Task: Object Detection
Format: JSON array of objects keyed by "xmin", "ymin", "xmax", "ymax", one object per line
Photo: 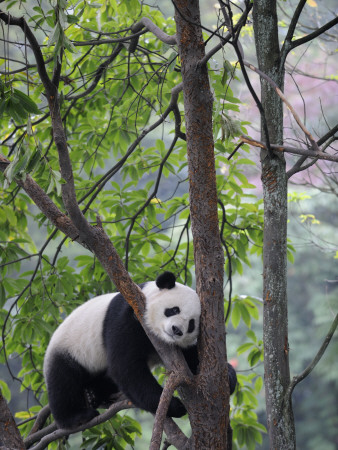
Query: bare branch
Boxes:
[
  {"xmin": 287, "ymin": 15, "xmax": 338, "ymax": 53},
  {"xmin": 27, "ymin": 406, "xmax": 51, "ymax": 437},
  {"xmin": 66, "ymin": 43, "xmax": 124, "ymax": 100},
  {"xmin": 240, "ymin": 135, "xmax": 338, "ymax": 163},
  {"xmin": 199, "ymin": 2, "xmax": 252, "ymax": 66},
  {"xmin": 284, "ymin": 313, "xmax": 338, "ymax": 406},
  {"xmin": 317, "ymin": 123, "xmax": 338, "ymax": 146},
  {"xmin": 243, "ymin": 60, "xmax": 320, "ymax": 153},
  {"xmin": 26, "ymin": 400, "xmax": 134, "ymax": 450},
  {"xmin": 282, "ymin": 0, "xmax": 307, "ymax": 53},
  {"xmin": 72, "ymin": 29, "xmax": 146, "ymax": 46},
  {"xmin": 129, "ymin": 17, "xmax": 176, "ymax": 54}
]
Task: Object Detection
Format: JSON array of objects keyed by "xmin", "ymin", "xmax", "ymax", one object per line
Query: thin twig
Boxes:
[
  {"xmin": 240, "ymin": 135, "xmax": 338, "ymax": 163},
  {"xmin": 242, "ymin": 60, "xmax": 320, "ymax": 153},
  {"xmin": 284, "ymin": 313, "xmax": 338, "ymax": 406}
]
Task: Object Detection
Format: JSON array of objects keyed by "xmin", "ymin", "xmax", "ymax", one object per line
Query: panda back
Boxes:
[{"xmin": 44, "ymin": 293, "xmax": 119, "ymax": 376}]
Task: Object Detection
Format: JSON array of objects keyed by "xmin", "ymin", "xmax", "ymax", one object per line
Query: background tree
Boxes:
[{"xmin": 0, "ymin": 0, "xmax": 337, "ymax": 449}]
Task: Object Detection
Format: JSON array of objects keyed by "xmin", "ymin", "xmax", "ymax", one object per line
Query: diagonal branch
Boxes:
[
  {"xmin": 66, "ymin": 43, "xmax": 124, "ymax": 100},
  {"xmin": 240, "ymin": 135, "xmax": 338, "ymax": 163},
  {"xmin": 0, "ymin": 154, "xmax": 88, "ymax": 249},
  {"xmin": 0, "ymin": 11, "xmax": 54, "ymax": 91},
  {"xmin": 242, "ymin": 60, "xmax": 320, "ymax": 153},
  {"xmin": 150, "ymin": 373, "xmax": 187, "ymax": 450},
  {"xmin": 284, "ymin": 313, "xmax": 338, "ymax": 406},
  {"xmin": 163, "ymin": 418, "xmax": 189, "ymax": 450},
  {"xmin": 286, "ymin": 15, "xmax": 338, "ymax": 54},
  {"xmin": 130, "ymin": 17, "xmax": 177, "ymax": 53},
  {"xmin": 26, "ymin": 400, "xmax": 134, "ymax": 450},
  {"xmin": 281, "ymin": 0, "xmax": 307, "ymax": 55}
]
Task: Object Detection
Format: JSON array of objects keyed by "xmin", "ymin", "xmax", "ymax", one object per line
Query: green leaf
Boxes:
[
  {"xmin": 0, "ymin": 380, "xmax": 11, "ymax": 402},
  {"xmin": 237, "ymin": 342, "xmax": 253, "ymax": 355},
  {"xmin": 231, "ymin": 302, "xmax": 241, "ymax": 329},
  {"xmin": 66, "ymin": 14, "xmax": 79, "ymax": 23},
  {"xmin": 13, "ymin": 90, "xmax": 40, "ymax": 114}
]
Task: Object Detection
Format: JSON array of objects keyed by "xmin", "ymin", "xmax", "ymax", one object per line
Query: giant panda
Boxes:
[{"xmin": 44, "ymin": 271, "xmax": 237, "ymax": 429}]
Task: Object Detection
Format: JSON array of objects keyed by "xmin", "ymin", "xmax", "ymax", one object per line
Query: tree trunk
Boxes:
[
  {"xmin": 0, "ymin": 393, "xmax": 25, "ymax": 450},
  {"xmin": 174, "ymin": 1, "xmax": 231, "ymax": 448},
  {"xmin": 253, "ymin": 1, "xmax": 296, "ymax": 448}
]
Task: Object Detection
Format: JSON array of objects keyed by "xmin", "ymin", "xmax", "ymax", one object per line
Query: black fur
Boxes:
[
  {"xmin": 45, "ymin": 351, "xmax": 118, "ymax": 429},
  {"xmin": 102, "ymin": 292, "xmax": 186, "ymax": 417},
  {"xmin": 156, "ymin": 271, "xmax": 176, "ymax": 290}
]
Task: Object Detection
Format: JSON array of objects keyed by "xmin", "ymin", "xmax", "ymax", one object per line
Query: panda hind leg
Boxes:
[
  {"xmin": 46, "ymin": 352, "xmax": 99, "ymax": 429},
  {"xmin": 87, "ymin": 374, "xmax": 119, "ymax": 409}
]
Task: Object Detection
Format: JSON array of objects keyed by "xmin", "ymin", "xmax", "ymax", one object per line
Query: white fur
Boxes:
[
  {"xmin": 143, "ymin": 281, "xmax": 200, "ymax": 348},
  {"xmin": 44, "ymin": 293, "xmax": 118, "ymax": 376}
]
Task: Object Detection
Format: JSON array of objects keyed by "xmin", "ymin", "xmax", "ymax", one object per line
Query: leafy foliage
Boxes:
[{"xmin": 0, "ymin": 0, "xmax": 267, "ymax": 448}]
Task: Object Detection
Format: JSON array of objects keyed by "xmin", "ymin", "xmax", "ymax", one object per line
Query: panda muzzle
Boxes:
[{"xmin": 172, "ymin": 325, "xmax": 183, "ymax": 337}]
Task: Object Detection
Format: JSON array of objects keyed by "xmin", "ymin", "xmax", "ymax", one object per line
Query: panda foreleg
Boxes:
[
  {"xmin": 182, "ymin": 347, "xmax": 237, "ymax": 394},
  {"xmin": 109, "ymin": 361, "xmax": 186, "ymax": 418},
  {"xmin": 182, "ymin": 345, "xmax": 199, "ymax": 374}
]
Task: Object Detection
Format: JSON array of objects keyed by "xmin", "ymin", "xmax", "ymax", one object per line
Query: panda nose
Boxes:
[{"xmin": 172, "ymin": 325, "xmax": 183, "ymax": 336}]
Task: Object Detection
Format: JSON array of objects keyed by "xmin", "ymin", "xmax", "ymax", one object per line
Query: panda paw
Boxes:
[
  {"xmin": 167, "ymin": 397, "xmax": 186, "ymax": 418},
  {"xmin": 61, "ymin": 408, "xmax": 100, "ymax": 429}
]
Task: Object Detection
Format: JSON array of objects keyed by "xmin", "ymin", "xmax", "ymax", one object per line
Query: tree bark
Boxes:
[
  {"xmin": 0, "ymin": 393, "xmax": 25, "ymax": 450},
  {"xmin": 253, "ymin": 1, "xmax": 296, "ymax": 448},
  {"xmin": 174, "ymin": 1, "xmax": 230, "ymax": 448}
]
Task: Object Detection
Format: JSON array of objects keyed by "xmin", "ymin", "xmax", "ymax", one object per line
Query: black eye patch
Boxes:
[
  {"xmin": 164, "ymin": 306, "xmax": 180, "ymax": 317},
  {"xmin": 187, "ymin": 319, "xmax": 195, "ymax": 333}
]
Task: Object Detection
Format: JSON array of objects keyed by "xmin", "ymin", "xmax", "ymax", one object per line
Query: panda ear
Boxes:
[{"xmin": 156, "ymin": 272, "xmax": 176, "ymax": 290}]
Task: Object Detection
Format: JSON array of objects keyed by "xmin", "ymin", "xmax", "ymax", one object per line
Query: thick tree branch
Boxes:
[
  {"xmin": 0, "ymin": 393, "xmax": 25, "ymax": 450},
  {"xmin": 150, "ymin": 373, "xmax": 187, "ymax": 450},
  {"xmin": 0, "ymin": 154, "xmax": 89, "ymax": 248},
  {"xmin": 72, "ymin": 29, "xmax": 146, "ymax": 46},
  {"xmin": 317, "ymin": 123, "xmax": 338, "ymax": 146},
  {"xmin": 130, "ymin": 17, "xmax": 177, "ymax": 53},
  {"xmin": 26, "ymin": 406, "xmax": 51, "ymax": 437},
  {"xmin": 0, "ymin": 11, "xmax": 54, "ymax": 91}
]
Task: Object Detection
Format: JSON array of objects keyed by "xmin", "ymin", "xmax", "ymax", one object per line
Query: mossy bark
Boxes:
[{"xmin": 253, "ymin": 1, "xmax": 296, "ymax": 448}]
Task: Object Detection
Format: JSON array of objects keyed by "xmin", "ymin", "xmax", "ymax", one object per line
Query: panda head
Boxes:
[{"xmin": 143, "ymin": 272, "xmax": 201, "ymax": 348}]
